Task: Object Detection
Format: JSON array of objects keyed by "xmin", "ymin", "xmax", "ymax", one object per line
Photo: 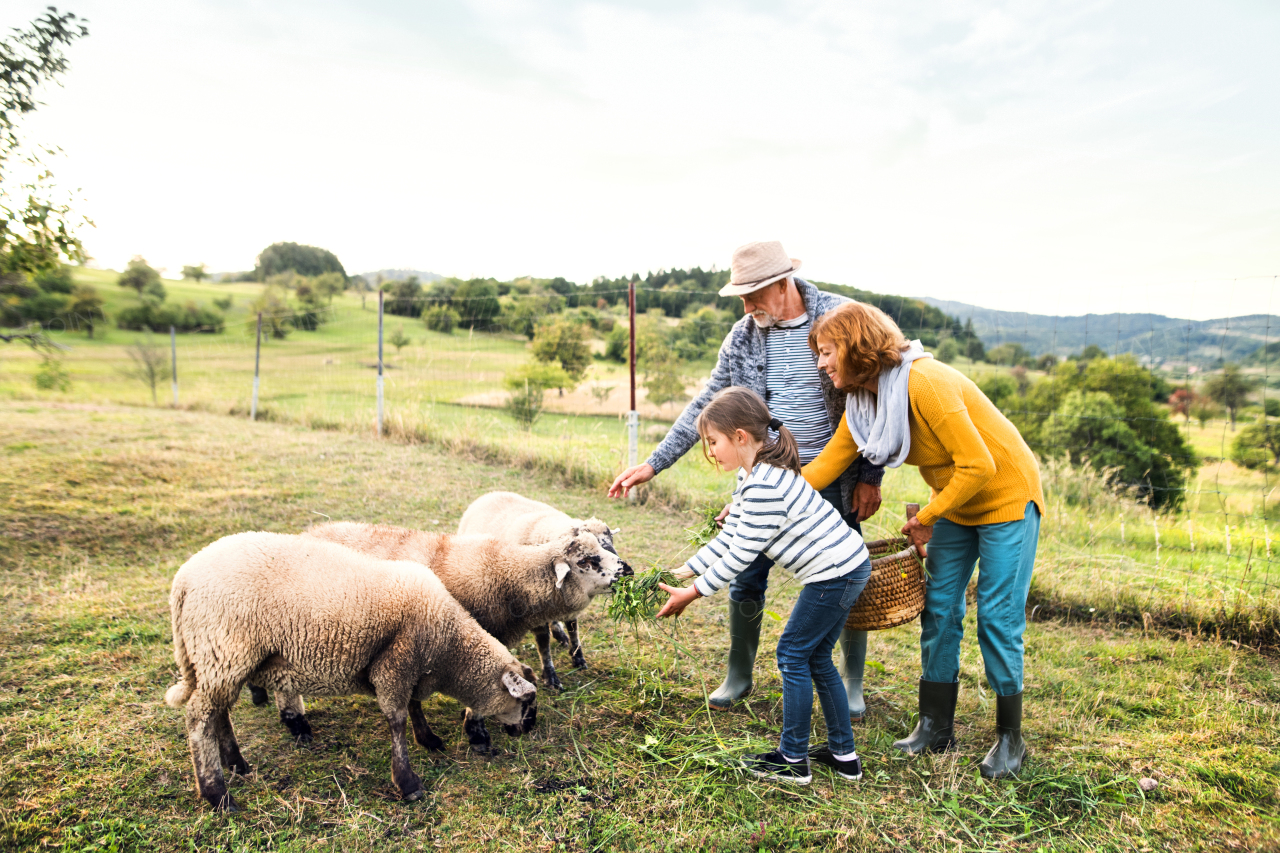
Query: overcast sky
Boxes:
[{"xmin": 11, "ymin": 0, "xmax": 1280, "ymax": 319}]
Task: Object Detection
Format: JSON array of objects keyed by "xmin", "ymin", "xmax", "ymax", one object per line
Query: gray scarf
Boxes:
[{"xmin": 843, "ymin": 340, "xmax": 932, "ymax": 468}]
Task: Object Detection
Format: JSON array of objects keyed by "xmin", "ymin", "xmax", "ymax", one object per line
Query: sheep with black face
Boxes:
[
  {"xmin": 457, "ymin": 491, "xmax": 623, "ymax": 689},
  {"xmin": 282, "ymin": 522, "xmax": 631, "ymax": 751},
  {"xmin": 165, "ymin": 531, "xmax": 537, "ymax": 812}
]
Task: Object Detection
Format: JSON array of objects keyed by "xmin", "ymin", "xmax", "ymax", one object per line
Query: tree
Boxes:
[
  {"xmin": 253, "ymin": 242, "xmax": 345, "ymax": 280},
  {"xmin": 590, "ymin": 383, "xmax": 614, "ymax": 407},
  {"xmin": 935, "ymin": 338, "xmax": 960, "ymax": 363},
  {"xmin": 1266, "ymin": 399, "xmax": 1280, "ymax": 418},
  {"xmin": 65, "ymin": 283, "xmax": 103, "ymax": 337},
  {"xmin": 1041, "ymin": 390, "xmax": 1182, "ymax": 507},
  {"xmin": 381, "ymin": 275, "xmax": 423, "ymax": 317},
  {"xmin": 119, "ymin": 333, "xmax": 171, "ymax": 404},
  {"xmin": 1190, "ymin": 400, "xmax": 1219, "ymax": 428},
  {"xmin": 1013, "ymin": 355, "xmax": 1196, "ymax": 508},
  {"xmin": 978, "ymin": 374, "xmax": 1018, "ymax": 410},
  {"xmin": 1203, "ymin": 364, "xmax": 1256, "ymax": 430},
  {"xmin": 453, "ymin": 278, "xmax": 502, "ymax": 328},
  {"xmin": 249, "ymin": 286, "xmax": 293, "ymax": 338},
  {"xmin": 118, "ymin": 256, "xmax": 161, "ymax": 297},
  {"xmin": 312, "ymin": 271, "xmax": 346, "ymax": 304},
  {"xmin": 423, "ymin": 305, "xmax": 459, "ymax": 333},
  {"xmin": 532, "ymin": 317, "xmax": 591, "ymax": 394},
  {"xmin": 502, "ymin": 361, "xmax": 571, "ymax": 429},
  {"xmin": 1167, "ymin": 387, "xmax": 1194, "ymax": 424},
  {"xmin": 642, "ymin": 351, "xmax": 687, "ymax": 411},
  {"xmin": 1232, "ymin": 421, "xmax": 1280, "ymax": 469},
  {"xmin": 181, "ymin": 263, "xmax": 208, "ymax": 281},
  {"xmin": 388, "ymin": 324, "xmax": 410, "ymax": 353},
  {"xmin": 1036, "ymin": 353, "xmax": 1058, "ymax": 371},
  {"xmin": 1, "ymin": 9, "xmax": 90, "ymax": 280}
]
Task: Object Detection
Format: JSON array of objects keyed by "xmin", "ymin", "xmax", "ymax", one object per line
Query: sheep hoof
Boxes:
[
  {"xmin": 247, "ymin": 684, "xmax": 269, "ymax": 707},
  {"xmin": 571, "ymin": 655, "xmax": 587, "ymax": 670},
  {"xmin": 403, "ymin": 788, "xmax": 424, "ymax": 802},
  {"xmin": 550, "ymin": 623, "xmax": 571, "ymax": 646},
  {"xmin": 281, "ymin": 709, "xmax": 314, "ymax": 743},
  {"xmin": 419, "ymin": 733, "xmax": 445, "ymax": 752},
  {"xmin": 545, "ymin": 670, "xmax": 563, "ymax": 692}
]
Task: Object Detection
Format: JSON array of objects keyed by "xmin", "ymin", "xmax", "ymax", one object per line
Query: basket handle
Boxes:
[{"xmin": 905, "ymin": 502, "xmax": 919, "ymax": 521}]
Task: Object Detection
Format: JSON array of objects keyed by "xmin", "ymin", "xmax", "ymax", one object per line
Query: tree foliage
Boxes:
[
  {"xmin": 117, "ymin": 256, "xmax": 162, "ymax": 297},
  {"xmin": 1012, "ymin": 355, "xmax": 1195, "ymax": 508},
  {"xmin": 254, "ymin": 242, "xmax": 345, "ymax": 280},
  {"xmin": 532, "ymin": 317, "xmax": 591, "ymax": 392},
  {"xmin": 1203, "ymin": 364, "xmax": 1256, "ymax": 430},
  {"xmin": 181, "ymin": 263, "xmax": 208, "ymax": 281},
  {"xmin": 118, "ymin": 333, "xmax": 171, "ymax": 404},
  {"xmin": 1231, "ymin": 421, "xmax": 1279, "ymax": 469},
  {"xmin": 1, "ymin": 8, "xmax": 90, "ymax": 279}
]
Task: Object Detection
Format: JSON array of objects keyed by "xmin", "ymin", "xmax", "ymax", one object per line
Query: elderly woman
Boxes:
[{"xmin": 801, "ymin": 302, "xmax": 1043, "ymax": 779}]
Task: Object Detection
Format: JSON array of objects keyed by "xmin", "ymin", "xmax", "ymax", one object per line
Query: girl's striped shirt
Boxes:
[{"xmin": 685, "ymin": 463, "xmax": 869, "ymax": 598}]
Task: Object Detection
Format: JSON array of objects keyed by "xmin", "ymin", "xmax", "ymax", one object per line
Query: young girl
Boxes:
[{"xmin": 656, "ymin": 387, "xmax": 873, "ymax": 784}]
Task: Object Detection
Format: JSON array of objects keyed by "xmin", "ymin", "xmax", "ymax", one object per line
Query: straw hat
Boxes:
[{"xmin": 718, "ymin": 241, "xmax": 802, "ymax": 297}]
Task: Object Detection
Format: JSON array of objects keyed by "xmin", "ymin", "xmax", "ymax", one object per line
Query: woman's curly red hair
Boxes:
[{"xmin": 809, "ymin": 302, "xmax": 908, "ymax": 386}]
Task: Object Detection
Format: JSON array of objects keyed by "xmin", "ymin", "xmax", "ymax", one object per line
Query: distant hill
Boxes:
[
  {"xmin": 357, "ymin": 269, "xmax": 443, "ymax": 285},
  {"xmin": 918, "ymin": 297, "xmax": 1279, "ymax": 368}
]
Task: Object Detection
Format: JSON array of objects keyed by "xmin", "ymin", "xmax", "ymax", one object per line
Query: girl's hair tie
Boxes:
[{"xmin": 768, "ymin": 417, "xmax": 784, "ymax": 431}]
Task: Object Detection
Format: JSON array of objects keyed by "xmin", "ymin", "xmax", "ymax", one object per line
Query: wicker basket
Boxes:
[{"xmin": 844, "ymin": 536, "xmax": 927, "ymax": 632}]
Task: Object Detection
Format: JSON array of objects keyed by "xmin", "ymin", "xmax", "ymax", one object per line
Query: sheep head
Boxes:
[
  {"xmin": 487, "ymin": 662, "xmax": 538, "ymax": 732},
  {"xmin": 551, "ymin": 528, "xmax": 632, "ymax": 597}
]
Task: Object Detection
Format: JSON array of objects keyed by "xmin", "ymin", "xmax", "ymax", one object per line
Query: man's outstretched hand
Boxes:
[{"xmin": 608, "ymin": 463, "xmax": 655, "ymax": 498}]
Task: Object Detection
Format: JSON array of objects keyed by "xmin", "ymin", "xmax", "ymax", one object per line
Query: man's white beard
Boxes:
[{"xmin": 751, "ymin": 310, "xmax": 776, "ymax": 329}]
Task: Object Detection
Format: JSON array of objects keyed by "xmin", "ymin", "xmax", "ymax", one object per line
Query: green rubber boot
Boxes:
[
  {"xmin": 892, "ymin": 680, "xmax": 958, "ymax": 755},
  {"xmin": 980, "ymin": 692, "xmax": 1026, "ymax": 779},
  {"xmin": 707, "ymin": 598, "xmax": 763, "ymax": 710},
  {"xmin": 837, "ymin": 627, "xmax": 868, "ymax": 721}
]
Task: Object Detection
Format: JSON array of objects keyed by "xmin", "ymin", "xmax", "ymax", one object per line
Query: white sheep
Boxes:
[
  {"xmin": 457, "ymin": 491, "xmax": 620, "ymax": 688},
  {"xmin": 289, "ymin": 521, "xmax": 631, "ymax": 748},
  {"xmin": 165, "ymin": 531, "xmax": 538, "ymax": 812}
]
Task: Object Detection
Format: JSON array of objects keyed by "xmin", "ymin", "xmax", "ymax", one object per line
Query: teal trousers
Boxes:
[{"xmin": 919, "ymin": 502, "xmax": 1040, "ymax": 697}]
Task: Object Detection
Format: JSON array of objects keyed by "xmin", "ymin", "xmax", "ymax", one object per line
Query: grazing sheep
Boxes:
[
  {"xmin": 292, "ymin": 521, "xmax": 630, "ymax": 746},
  {"xmin": 165, "ymin": 532, "xmax": 538, "ymax": 812},
  {"xmin": 457, "ymin": 491, "xmax": 620, "ymax": 688}
]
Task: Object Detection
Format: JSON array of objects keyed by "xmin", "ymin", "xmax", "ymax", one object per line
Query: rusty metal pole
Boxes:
[{"xmin": 627, "ymin": 278, "xmax": 638, "ymax": 477}]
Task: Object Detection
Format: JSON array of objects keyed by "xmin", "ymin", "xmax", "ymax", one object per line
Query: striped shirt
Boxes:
[
  {"xmin": 685, "ymin": 463, "xmax": 869, "ymax": 598},
  {"xmin": 764, "ymin": 315, "xmax": 833, "ymax": 463}
]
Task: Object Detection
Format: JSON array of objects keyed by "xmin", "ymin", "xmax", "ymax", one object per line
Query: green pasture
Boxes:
[
  {"xmin": 2, "ymin": 402, "xmax": 1278, "ymax": 852},
  {"xmin": 3, "ymin": 272, "xmax": 1278, "ymax": 641}
]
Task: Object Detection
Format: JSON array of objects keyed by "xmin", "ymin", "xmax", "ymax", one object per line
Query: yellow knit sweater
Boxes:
[{"xmin": 803, "ymin": 358, "xmax": 1044, "ymax": 527}]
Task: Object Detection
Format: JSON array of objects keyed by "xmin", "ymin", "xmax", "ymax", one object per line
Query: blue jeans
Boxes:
[
  {"xmin": 920, "ymin": 502, "xmax": 1041, "ymax": 697},
  {"xmin": 777, "ymin": 562, "xmax": 871, "ymax": 759},
  {"xmin": 729, "ymin": 482, "xmax": 861, "ymax": 605}
]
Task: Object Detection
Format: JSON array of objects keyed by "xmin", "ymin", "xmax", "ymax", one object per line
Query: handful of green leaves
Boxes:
[
  {"xmin": 607, "ymin": 564, "xmax": 680, "ymax": 624},
  {"xmin": 685, "ymin": 503, "xmax": 723, "ymax": 549}
]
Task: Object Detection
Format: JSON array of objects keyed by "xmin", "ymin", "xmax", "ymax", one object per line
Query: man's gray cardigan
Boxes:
[{"xmin": 646, "ymin": 277, "xmax": 883, "ymax": 515}]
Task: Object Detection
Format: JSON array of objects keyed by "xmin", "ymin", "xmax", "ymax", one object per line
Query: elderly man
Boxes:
[{"xmin": 608, "ymin": 240, "xmax": 883, "ymax": 713}]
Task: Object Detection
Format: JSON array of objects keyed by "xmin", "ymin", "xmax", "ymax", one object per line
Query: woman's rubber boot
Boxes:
[
  {"xmin": 980, "ymin": 692, "xmax": 1026, "ymax": 779},
  {"xmin": 707, "ymin": 598, "xmax": 763, "ymax": 710},
  {"xmin": 892, "ymin": 680, "xmax": 958, "ymax": 754},
  {"xmin": 836, "ymin": 627, "xmax": 868, "ymax": 721}
]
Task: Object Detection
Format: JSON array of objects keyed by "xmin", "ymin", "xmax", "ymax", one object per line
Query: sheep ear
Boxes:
[
  {"xmin": 554, "ymin": 561, "xmax": 571, "ymax": 589},
  {"xmin": 503, "ymin": 670, "xmax": 536, "ymax": 699},
  {"xmin": 611, "ymin": 527, "xmax": 621, "ymax": 535}
]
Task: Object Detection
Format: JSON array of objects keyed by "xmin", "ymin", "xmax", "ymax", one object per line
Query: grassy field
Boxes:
[
  {"xmin": 4, "ymin": 272, "xmax": 1278, "ymax": 640},
  {"xmin": 2, "ymin": 401, "xmax": 1278, "ymax": 853}
]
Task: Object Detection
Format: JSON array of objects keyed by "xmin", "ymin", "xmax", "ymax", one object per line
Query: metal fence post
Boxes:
[
  {"xmin": 251, "ymin": 312, "xmax": 262, "ymax": 421},
  {"xmin": 170, "ymin": 325, "xmax": 178, "ymax": 407},
  {"xmin": 377, "ymin": 290, "xmax": 385, "ymax": 436}
]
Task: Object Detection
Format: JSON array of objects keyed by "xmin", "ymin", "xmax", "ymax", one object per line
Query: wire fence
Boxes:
[{"xmin": 5, "ymin": 276, "xmax": 1280, "ymax": 642}]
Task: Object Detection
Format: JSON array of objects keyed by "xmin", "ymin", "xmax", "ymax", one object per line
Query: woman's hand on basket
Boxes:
[
  {"xmin": 656, "ymin": 583, "xmax": 701, "ymax": 619},
  {"xmin": 902, "ymin": 516, "xmax": 933, "ymax": 558}
]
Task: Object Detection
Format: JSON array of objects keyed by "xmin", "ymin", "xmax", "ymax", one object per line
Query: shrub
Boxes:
[
  {"xmin": 979, "ymin": 374, "xmax": 1019, "ymax": 410},
  {"xmin": 502, "ymin": 361, "xmax": 570, "ymax": 429},
  {"xmin": 116, "ymin": 300, "xmax": 224, "ymax": 333},
  {"xmin": 935, "ymin": 338, "xmax": 960, "ymax": 363},
  {"xmin": 1265, "ymin": 398, "xmax": 1280, "ymax": 418},
  {"xmin": 34, "ymin": 353, "xmax": 70, "ymax": 391},
  {"xmin": 532, "ymin": 317, "xmax": 592, "ymax": 392},
  {"xmin": 423, "ymin": 305, "xmax": 460, "ymax": 334},
  {"xmin": 453, "ymin": 279, "xmax": 502, "ymax": 328},
  {"xmin": 1232, "ymin": 421, "xmax": 1279, "ymax": 469}
]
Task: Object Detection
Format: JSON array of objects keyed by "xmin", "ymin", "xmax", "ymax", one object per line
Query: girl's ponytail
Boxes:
[
  {"xmin": 696, "ymin": 387, "xmax": 803, "ymax": 475},
  {"xmin": 756, "ymin": 420, "xmax": 802, "ymax": 475}
]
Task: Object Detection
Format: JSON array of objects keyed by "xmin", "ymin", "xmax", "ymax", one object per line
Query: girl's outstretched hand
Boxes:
[{"xmin": 655, "ymin": 583, "xmax": 701, "ymax": 619}]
